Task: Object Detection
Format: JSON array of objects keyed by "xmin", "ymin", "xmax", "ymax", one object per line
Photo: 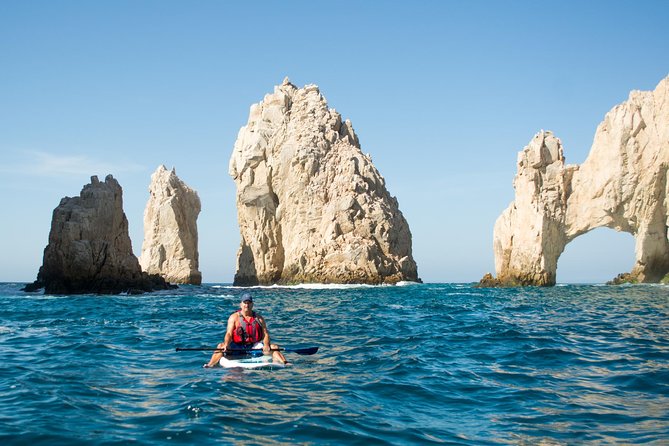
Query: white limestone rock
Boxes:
[
  {"xmin": 139, "ymin": 165, "xmax": 202, "ymax": 285},
  {"xmin": 488, "ymin": 75, "xmax": 669, "ymax": 286},
  {"xmin": 229, "ymin": 78, "xmax": 419, "ymax": 285},
  {"xmin": 492, "ymin": 131, "xmax": 575, "ymax": 286}
]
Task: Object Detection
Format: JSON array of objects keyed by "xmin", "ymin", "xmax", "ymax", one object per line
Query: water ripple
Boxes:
[{"xmin": 0, "ymin": 283, "xmax": 668, "ymax": 444}]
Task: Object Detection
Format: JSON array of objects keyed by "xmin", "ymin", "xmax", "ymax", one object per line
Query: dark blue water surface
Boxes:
[{"xmin": 1, "ymin": 282, "xmax": 667, "ymax": 445}]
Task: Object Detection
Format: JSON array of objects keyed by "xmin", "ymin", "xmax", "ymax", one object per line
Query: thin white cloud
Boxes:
[{"xmin": 1, "ymin": 150, "xmax": 144, "ymax": 177}]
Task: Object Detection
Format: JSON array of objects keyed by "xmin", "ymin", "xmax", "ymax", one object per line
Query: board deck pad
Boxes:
[{"xmin": 219, "ymin": 354, "xmax": 287, "ymax": 369}]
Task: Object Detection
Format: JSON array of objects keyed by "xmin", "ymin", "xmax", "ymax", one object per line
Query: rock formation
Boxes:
[
  {"xmin": 486, "ymin": 75, "xmax": 669, "ymax": 286},
  {"xmin": 229, "ymin": 78, "xmax": 419, "ymax": 285},
  {"xmin": 490, "ymin": 131, "xmax": 574, "ymax": 286},
  {"xmin": 23, "ymin": 175, "xmax": 174, "ymax": 294},
  {"xmin": 139, "ymin": 165, "xmax": 202, "ymax": 285}
]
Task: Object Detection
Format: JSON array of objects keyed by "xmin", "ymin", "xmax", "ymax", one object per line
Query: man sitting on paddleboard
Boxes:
[{"xmin": 204, "ymin": 293, "xmax": 289, "ymax": 367}]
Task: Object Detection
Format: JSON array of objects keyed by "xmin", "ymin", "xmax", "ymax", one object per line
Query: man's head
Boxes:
[{"xmin": 240, "ymin": 293, "xmax": 253, "ymax": 308}]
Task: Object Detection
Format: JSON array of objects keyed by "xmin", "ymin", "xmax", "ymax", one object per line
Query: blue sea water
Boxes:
[{"xmin": 0, "ymin": 282, "xmax": 667, "ymax": 445}]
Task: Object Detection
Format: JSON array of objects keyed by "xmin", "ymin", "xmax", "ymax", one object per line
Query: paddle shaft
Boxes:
[{"xmin": 176, "ymin": 346, "xmax": 318, "ymax": 355}]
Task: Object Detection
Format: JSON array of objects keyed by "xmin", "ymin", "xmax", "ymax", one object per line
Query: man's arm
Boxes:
[
  {"xmin": 222, "ymin": 313, "xmax": 236, "ymax": 350},
  {"xmin": 203, "ymin": 313, "xmax": 237, "ymax": 367}
]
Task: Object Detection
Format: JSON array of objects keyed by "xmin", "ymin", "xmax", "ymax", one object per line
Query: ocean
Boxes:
[{"xmin": 0, "ymin": 282, "xmax": 667, "ymax": 445}]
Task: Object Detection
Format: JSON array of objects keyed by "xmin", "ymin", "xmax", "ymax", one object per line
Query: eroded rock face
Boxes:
[
  {"xmin": 24, "ymin": 175, "xmax": 173, "ymax": 294},
  {"xmin": 488, "ymin": 75, "xmax": 669, "ymax": 286},
  {"xmin": 139, "ymin": 165, "xmax": 202, "ymax": 285},
  {"xmin": 492, "ymin": 131, "xmax": 575, "ymax": 286},
  {"xmin": 229, "ymin": 78, "xmax": 419, "ymax": 285}
]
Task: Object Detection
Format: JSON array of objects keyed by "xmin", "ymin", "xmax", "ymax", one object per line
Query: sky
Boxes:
[{"xmin": 1, "ymin": 1, "xmax": 667, "ymax": 284}]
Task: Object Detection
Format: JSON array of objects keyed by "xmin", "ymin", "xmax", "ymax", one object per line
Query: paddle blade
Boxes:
[{"xmin": 287, "ymin": 346, "xmax": 319, "ymax": 355}]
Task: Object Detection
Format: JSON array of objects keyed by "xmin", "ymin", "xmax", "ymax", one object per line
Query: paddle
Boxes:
[{"xmin": 176, "ymin": 346, "xmax": 319, "ymax": 355}]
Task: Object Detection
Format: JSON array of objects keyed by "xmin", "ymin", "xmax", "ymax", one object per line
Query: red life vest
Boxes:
[{"xmin": 232, "ymin": 310, "xmax": 263, "ymax": 344}]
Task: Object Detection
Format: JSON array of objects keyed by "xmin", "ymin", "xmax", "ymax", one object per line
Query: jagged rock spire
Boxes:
[
  {"xmin": 24, "ymin": 175, "xmax": 172, "ymax": 294},
  {"xmin": 139, "ymin": 165, "xmax": 202, "ymax": 285},
  {"xmin": 229, "ymin": 81, "xmax": 419, "ymax": 285}
]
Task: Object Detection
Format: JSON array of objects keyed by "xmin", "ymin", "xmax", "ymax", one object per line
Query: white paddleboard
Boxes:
[{"xmin": 219, "ymin": 354, "xmax": 286, "ymax": 369}]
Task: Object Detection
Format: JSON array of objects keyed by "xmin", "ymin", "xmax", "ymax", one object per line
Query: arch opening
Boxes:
[{"xmin": 557, "ymin": 228, "xmax": 635, "ymax": 284}]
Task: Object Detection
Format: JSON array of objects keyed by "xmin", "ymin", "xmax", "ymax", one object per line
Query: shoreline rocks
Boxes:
[
  {"xmin": 23, "ymin": 175, "xmax": 175, "ymax": 294},
  {"xmin": 229, "ymin": 78, "xmax": 420, "ymax": 285},
  {"xmin": 606, "ymin": 272, "xmax": 639, "ymax": 285},
  {"xmin": 139, "ymin": 165, "xmax": 202, "ymax": 285}
]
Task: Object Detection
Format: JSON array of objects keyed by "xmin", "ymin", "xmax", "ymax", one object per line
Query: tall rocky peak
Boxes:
[
  {"xmin": 139, "ymin": 165, "xmax": 202, "ymax": 284},
  {"xmin": 485, "ymin": 75, "xmax": 669, "ymax": 286},
  {"xmin": 23, "ymin": 175, "xmax": 173, "ymax": 294},
  {"xmin": 229, "ymin": 79, "xmax": 419, "ymax": 285}
]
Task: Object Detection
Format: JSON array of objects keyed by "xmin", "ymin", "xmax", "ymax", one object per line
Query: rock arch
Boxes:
[{"xmin": 488, "ymin": 75, "xmax": 669, "ymax": 286}]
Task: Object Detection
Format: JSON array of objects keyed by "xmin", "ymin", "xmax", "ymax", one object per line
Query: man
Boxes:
[{"xmin": 204, "ymin": 293, "xmax": 289, "ymax": 367}]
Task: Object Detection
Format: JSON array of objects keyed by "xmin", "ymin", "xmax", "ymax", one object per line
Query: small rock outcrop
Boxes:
[
  {"xmin": 485, "ymin": 75, "xmax": 669, "ymax": 286},
  {"xmin": 23, "ymin": 175, "xmax": 174, "ymax": 294},
  {"xmin": 606, "ymin": 272, "xmax": 638, "ymax": 285},
  {"xmin": 475, "ymin": 273, "xmax": 505, "ymax": 288},
  {"xmin": 229, "ymin": 78, "xmax": 419, "ymax": 285},
  {"xmin": 139, "ymin": 165, "xmax": 202, "ymax": 285}
]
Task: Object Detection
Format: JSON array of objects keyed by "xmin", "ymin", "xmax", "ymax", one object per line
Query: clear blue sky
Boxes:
[{"xmin": 1, "ymin": 1, "xmax": 667, "ymax": 284}]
